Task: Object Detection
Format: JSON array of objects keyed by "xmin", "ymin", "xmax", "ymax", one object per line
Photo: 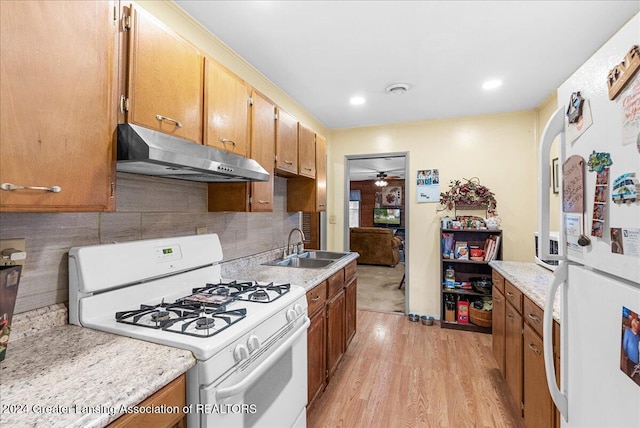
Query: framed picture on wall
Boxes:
[
  {"xmin": 552, "ymin": 157, "xmax": 560, "ymax": 194},
  {"xmin": 381, "ymin": 186, "xmax": 402, "ymax": 207}
]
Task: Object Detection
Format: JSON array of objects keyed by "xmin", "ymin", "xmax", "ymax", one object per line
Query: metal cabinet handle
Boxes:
[
  {"xmin": 507, "ymin": 313, "xmax": 515, "ymax": 321},
  {"xmin": 257, "ymin": 200, "xmax": 269, "ymax": 205},
  {"xmin": 284, "ymin": 160, "xmax": 293, "ymax": 165},
  {"xmin": 494, "ymin": 297, "xmax": 502, "ymax": 303},
  {"xmin": 304, "ymin": 167, "xmax": 312, "ymax": 171},
  {"xmin": 155, "ymin": 114, "xmax": 182, "ymax": 128},
  {"xmin": 311, "ymin": 296, "xmax": 320, "ymax": 302},
  {"xmin": 1, "ymin": 182, "xmax": 61, "ymax": 193},
  {"xmin": 528, "ymin": 343, "xmax": 541, "ymax": 355},
  {"xmin": 506, "ymin": 291, "xmax": 515, "ymax": 297},
  {"xmin": 219, "ymin": 138, "xmax": 237, "ymax": 146},
  {"xmin": 528, "ymin": 313, "xmax": 541, "ymax": 323}
]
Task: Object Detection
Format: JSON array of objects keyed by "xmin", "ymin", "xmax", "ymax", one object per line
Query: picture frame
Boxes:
[
  {"xmin": 381, "ymin": 186, "xmax": 402, "ymax": 207},
  {"xmin": 552, "ymin": 157, "xmax": 560, "ymax": 194}
]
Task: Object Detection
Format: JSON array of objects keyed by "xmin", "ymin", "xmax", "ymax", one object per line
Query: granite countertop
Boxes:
[
  {"xmin": 0, "ymin": 304, "xmax": 196, "ymax": 428},
  {"xmin": 489, "ymin": 261, "xmax": 560, "ymax": 321},
  {"xmin": 221, "ymin": 250, "xmax": 359, "ymax": 291}
]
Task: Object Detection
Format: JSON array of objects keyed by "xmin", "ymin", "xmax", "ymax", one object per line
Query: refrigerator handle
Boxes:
[
  {"xmin": 544, "ymin": 261, "xmax": 568, "ymax": 421},
  {"xmin": 537, "ymin": 106, "xmax": 565, "ymax": 261}
]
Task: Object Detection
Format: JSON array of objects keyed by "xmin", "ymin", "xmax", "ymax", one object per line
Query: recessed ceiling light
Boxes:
[
  {"xmin": 350, "ymin": 96, "xmax": 365, "ymax": 105},
  {"xmin": 386, "ymin": 83, "xmax": 409, "ymax": 95},
  {"xmin": 482, "ymin": 79, "xmax": 502, "ymax": 90}
]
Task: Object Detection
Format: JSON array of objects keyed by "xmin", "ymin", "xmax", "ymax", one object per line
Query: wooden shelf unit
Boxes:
[{"xmin": 440, "ymin": 227, "xmax": 502, "ymax": 334}]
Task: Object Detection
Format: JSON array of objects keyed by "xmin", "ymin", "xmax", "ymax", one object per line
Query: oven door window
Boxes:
[{"xmin": 200, "ymin": 319, "xmax": 308, "ymax": 427}]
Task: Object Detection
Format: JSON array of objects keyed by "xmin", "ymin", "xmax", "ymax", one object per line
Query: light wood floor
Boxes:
[{"xmin": 307, "ymin": 310, "xmax": 524, "ymax": 428}]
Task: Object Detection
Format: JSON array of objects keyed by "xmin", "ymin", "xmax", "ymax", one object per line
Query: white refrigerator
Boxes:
[{"xmin": 537, "ymin": 13, "xmax": 640, "ymax": 428}]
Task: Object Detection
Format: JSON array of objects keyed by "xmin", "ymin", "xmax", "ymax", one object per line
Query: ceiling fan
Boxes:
[{"xmin": 375, "ymin": 172, "xmax": 389, "ymax": 187}]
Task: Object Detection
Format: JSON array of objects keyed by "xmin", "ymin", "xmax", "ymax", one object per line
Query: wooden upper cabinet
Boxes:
[
  {"xmin": 275, "ymin": 108, "xmax": 298, "ymax": 176},
  {"xmin": 298, "ymin": 124, "xmax": 316, "ymax": 178},
  {"xmin": 207, "ymin": 90, "xmax": 274, "ymax": 212},
  {"xmin": 126, "ymin": 5, "xmax": 203, "ymax": 143},
  {"xmin": 249, "ymin": 91, "xmax": 275, "ymax": 211},
  {"xmin": 315, "ymin": 133, "xmax": 327, "ymax": 211},
  {"xmin": 204, "ymin": 58, "xmax": 250, "ymax": 156},
  {"xmin": 0, "ymin": 0, "xmax": 117, "ymax": 212},
  {"xmin": 287, "ymin": 131, "xmax": 327, "ymax": 212}
]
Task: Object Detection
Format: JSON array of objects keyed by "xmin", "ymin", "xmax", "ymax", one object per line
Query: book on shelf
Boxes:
[{"xmin": 483, "ymin": 234, "xmax": 501, "ymax": 261}]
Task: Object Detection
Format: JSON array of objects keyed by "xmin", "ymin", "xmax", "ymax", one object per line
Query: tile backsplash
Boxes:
[{"xmin": 0, "ymin": 173, "xmax": 300, "ymax": 314}]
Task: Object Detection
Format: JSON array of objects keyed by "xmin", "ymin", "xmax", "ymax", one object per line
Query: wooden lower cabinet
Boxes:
[
  {"xmin": 306, "ymin": 261, "xmax": 358, "ymax": 412},
  {"xmin": 344, "ymin": 277, "xmax": 357, "ymax": 348},
  {"xmin": 523, "ymin": 322, "xmax": 554, "ymax": 428},
  {"xmin": 492, "ymin": 286, "xmax": 506, "ymax": 375},
  {"xmin": 326, "ymin": 288, "xmax": 345, "ymax": 381},
  {"xmin": 108, "ymin": 374, "xmax": 186, "ymax": 428},
  {"xmin": 505, "ymin": 300, "xmax": 523, "ymax": 413},
  {"xmin": 307, "ymin": 306, "xmax": 326, "ymax": 407}
]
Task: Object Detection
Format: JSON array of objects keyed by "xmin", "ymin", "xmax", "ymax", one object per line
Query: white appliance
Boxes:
[
  {"xmin": 537, "ymin": 13, "xmax": 640, "ymax": 428},
  {"xmin": 534, "ymin": 231, "xmax": 560, "ymax": 271},
  {"xmin": 68, "ymin": 234, "xmax": 309, "ymax": 428}
]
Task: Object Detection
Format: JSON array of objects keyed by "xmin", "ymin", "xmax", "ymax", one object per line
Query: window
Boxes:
[{"xmin": 349, "ymin": 190, "xmax": 361, "ymax": 228}]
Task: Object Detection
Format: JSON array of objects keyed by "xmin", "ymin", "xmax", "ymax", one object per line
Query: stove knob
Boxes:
[
  {"xmin": 286, "ymin": 308, "xmax": 297, "ymax": 322},
  {"xmin": 247, "ymin": 335, "xmax": 261, "ymax": 353},
  {"xmin": 294, "ymin": 304, "xmax": 304, "ymax": 315},
  {"xmin": 233, "ymin": 344, "xmax": 250, "ymax": 362}
]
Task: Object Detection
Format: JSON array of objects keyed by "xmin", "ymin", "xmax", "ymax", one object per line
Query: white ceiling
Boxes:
[
  {"xmin": 175, "ymin": 1, "xmax": 638, "ymax": 130},
  {"xmin": 349, "ymin": 156, "xmax": 406, "ymax": 181}
]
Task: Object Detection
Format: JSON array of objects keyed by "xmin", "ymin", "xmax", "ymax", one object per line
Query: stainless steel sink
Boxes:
[
  {"xmin": 297, "ymin": 251, "xmax": 348, "ymax": 260},
  {"xmin": 262, "ymin": 257, "xmax": 334, "ymax": 269}
]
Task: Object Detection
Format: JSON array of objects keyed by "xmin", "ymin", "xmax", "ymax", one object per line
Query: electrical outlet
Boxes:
[
  {"xmin": 196, "ymin": 227, "xmax": 208, "ymax": 235},
  {"xmin": 329, "ymin": 215, "xmax": 336, "ymax": 224},
  {"xmin": 0, "ymin": 238, "xmax": 26, "ymax": 271}
]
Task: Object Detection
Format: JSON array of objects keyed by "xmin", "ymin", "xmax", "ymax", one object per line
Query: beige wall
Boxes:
[{"xmin": 326, "ymin": 111, "xmax": 539, "ymax": 316}]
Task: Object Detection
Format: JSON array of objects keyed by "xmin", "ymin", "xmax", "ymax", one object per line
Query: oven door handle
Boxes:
[{"xmin": 213, "ymin": 317, "xmax": 310, "ymax": 401}]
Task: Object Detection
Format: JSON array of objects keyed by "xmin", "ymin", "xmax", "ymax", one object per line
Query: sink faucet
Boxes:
[{"xmin": 286, "ymin": 228, "xmax": 306, "ymax": 256}]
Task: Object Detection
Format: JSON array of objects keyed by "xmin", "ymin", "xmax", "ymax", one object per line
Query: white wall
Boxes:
[{"xmin": 327, "ymin": 111, "xmax": 538, "ymax": 317}]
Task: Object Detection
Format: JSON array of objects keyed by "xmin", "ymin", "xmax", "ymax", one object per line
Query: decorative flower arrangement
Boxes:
[{"xmin": 438, "ymin": 177, "xmax": 498, "ymax": 214}]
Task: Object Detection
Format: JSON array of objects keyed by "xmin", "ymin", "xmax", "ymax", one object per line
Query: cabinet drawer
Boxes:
[
  {"xmin": 504, "ymin": 280, "xmax": 523, "ymax": 314},
  {"xmin": 307, "ymin": 282, "xmax": 327, "ymax": 316},
  {"xmin": 108, "ymin": 374, "xmax": 186, "ymax": 428},
  {"xmin": 327, "ymin": 270, "xmax": 344, "ymax": 298},
  {"xmin": 492, "ymin": 270, "xmax": 505, "ymax": 294},
  {"xmin": 523, "ymin": 296, "xmax": 544, "ymax": 338},
  {"xmin": 344, "ymin": 261, "xmax": 357, "ymax": 283}
]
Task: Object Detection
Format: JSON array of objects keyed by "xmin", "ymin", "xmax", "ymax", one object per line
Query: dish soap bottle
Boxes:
[{"xmin": 445, "ymin": 265, "xmax": 456, "ymax": 288}]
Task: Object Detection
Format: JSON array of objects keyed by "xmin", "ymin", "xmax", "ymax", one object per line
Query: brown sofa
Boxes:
[{"xmin": 349, "ymin": 227, "xmax": 402, "ymax": 267}]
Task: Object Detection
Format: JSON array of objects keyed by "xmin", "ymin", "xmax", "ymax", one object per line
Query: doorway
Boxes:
[{"xmin": 344, "ymin": 152, "xmax": 409, "ymax": 314}]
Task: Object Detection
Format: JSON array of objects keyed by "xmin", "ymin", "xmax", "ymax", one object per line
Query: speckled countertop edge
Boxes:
[
  {"xmin": 0, "ymin": 306, "xmax": 195, "ymax": 428},
  {"xmin": 489, "ymin": 261, "xmax": 560, "ymax": 321}
]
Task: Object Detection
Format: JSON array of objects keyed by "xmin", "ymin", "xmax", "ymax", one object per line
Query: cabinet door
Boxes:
[
  {"xmin": 127, "ymin": 5, "xmax": 203, "ymax": 143},
  {"xmin": 307, "ymin": 307, "xmax": 326, "ymax": 406},
  {"xmin": 315, "ymin": 133, "xmax": 327, "ymax": 211},
  {"xmin": 523, "ymin": 323, "xmax": 554, "ymax": 428},
  {"xmin": 275, "ymin": 108, "xmax": 298, "ymax": 175},
  {"xmin": 204, "ymin": 58, "xmax": 250, "ymax": 156},
  {"xmin": 345, "ymin": 278, "xmax": 357, "ymax": 348},
  {"xmin": 326, "ymin": 289, "xmax": 345, "ymax": 382},
  {"xmin": 0, "ymin": 0, "xmax": 117, "ymax": 211},
  {"xmin": 249, "ymin": 91, "xmax": 275, "ymax": 211},
  {"xmin": 298, "ymin": 124, "xmax": 316, "ymax": 178},
  {"xmin": 505, "ymin": 302, "xmax": 523, "ymax": 412},
  {"xmin": 492, "ymin": 287, "xmax": 506, "ymax": 375}
]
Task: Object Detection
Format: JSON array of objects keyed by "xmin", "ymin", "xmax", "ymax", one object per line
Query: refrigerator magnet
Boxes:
[
  {"xmin": 612, "ymin": 172, "xmax": 640, "ymax": 204},
  {"xmin": 620, "ymin": 306, "xmax": 640, "ymax": 387}
]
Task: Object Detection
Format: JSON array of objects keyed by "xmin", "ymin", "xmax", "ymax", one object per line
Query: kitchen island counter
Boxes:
[
  {"xmin": 0, "ymin": 304, "xmax": 195, "ymax": 428},
  {"xmin": 489, "ymin": 261, "xmax": 559, "ymax": 321}
]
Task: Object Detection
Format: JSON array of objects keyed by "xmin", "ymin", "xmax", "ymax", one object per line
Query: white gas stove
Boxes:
[{"xmin": 68, "ymin": 234, "xmax": 309, "ymax": 428}]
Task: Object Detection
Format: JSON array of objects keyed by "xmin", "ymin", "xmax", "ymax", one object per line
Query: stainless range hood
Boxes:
[{"xmin": 117, "ymin": 124, "xmax": 269, "ymax": 183}]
